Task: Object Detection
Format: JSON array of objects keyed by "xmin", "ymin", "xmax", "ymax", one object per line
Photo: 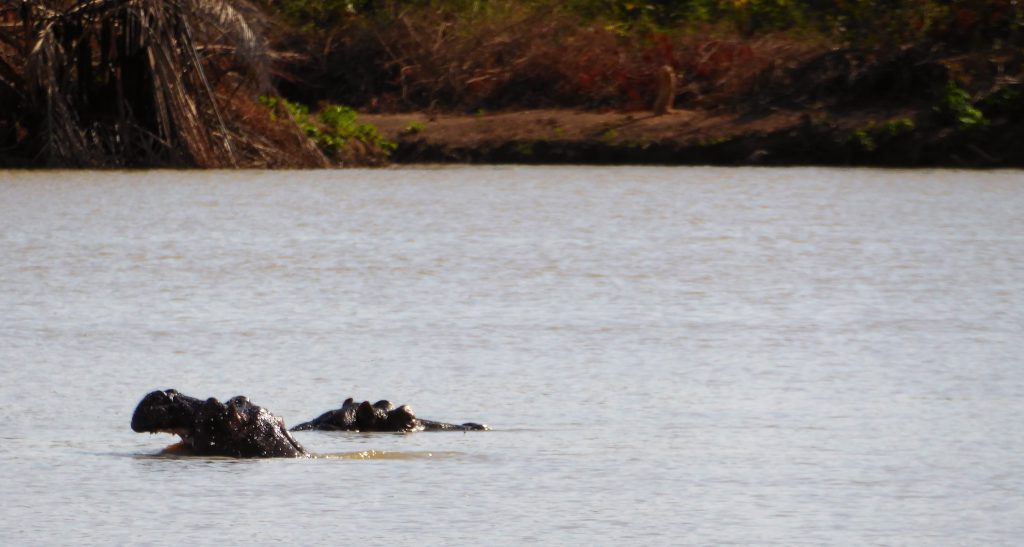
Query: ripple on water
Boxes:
[
  {"xmin": 2, "ymin": 167, "xmax": 1024, "ymax": 544},
  {"xmin": 318, "ymin": 450, "xmax": 465, "ymax": 460}
]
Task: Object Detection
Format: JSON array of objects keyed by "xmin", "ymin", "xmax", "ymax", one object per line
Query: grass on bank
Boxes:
[{"xmin": 260, "ymin": 0, "xmax": 1024, "ymax": 114}]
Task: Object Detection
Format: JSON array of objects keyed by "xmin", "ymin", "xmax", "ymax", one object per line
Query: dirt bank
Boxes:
[{"xmin": 361, "ymin": 105, "xmax": 1021, "ymax": 167}]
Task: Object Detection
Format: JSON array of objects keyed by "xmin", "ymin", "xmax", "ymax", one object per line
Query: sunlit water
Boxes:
[{"xmin": 1, "ymin": 166, "xmax": 1022, "ymax": 545}]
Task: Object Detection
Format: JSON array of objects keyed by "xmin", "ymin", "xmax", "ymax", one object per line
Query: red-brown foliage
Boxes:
[{"xmin": 270, "ymin": 4, "xmax": 825, "ymax": 113}]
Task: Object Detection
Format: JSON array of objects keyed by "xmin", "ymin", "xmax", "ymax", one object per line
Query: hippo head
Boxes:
[
  {"xmin": 354, "ymin": 399, "xmax": 420, "ymax": 432},
  {"xmin": 131, "ymin": 389, "xmax": 306, "ymax": 458},
  {"xmin": 130, "ymin": 389, "xmax": 203, "ymax": 441},
  {"xmin": 290, "ymin": 397, "xmax": 419, "ymax": 432},
  {"xmin": 353, "ymin": 399, "xmax": 488, "ymax": 431},
  {"xmin": 290, "ymin": 396, "xmax": 487, "ymax": 432}
]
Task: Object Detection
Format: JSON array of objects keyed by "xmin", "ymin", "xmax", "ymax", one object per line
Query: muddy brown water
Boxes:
[{"xmin": 1, "ymin": 166, "xmax": 1023, "ymax": 545}]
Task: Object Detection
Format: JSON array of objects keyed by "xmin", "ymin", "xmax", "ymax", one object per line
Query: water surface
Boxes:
[{"xmin": 1, "ymin": 166, "xmax": 1022, "ymax": 545}]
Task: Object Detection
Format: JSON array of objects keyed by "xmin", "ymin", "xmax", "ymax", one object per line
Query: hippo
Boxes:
[
  {"xmin": 131, "ymin": 389, "xmax": 308, "ymax": 458},
  {"xmin": 291, "ymin": 397, "xmax": 489, "ymax": 432}
]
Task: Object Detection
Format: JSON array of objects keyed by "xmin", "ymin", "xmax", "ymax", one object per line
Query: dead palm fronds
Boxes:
[
  {"xmin": 0, "ymin": 2, "xmax": 42, "ymax": 162},
  {"xmin": 23, "ymin": 0, "xmax": 269, "ymax": 167}
]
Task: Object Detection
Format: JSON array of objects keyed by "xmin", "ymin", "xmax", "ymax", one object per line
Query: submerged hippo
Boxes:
[
  {"xmin": 291, "ymin": 397, "xmax": 489, "ymax": 432},
  {"xmin": 131, "ymin": 389, "xmax": 307, "ymax": 458}
]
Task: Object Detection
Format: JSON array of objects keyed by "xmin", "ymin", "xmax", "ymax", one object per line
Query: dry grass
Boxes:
[{"xmin": 270, "ymin": 3, "xmax": 826, "ymax": 113}]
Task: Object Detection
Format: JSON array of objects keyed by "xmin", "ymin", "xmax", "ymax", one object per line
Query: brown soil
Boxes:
[
  {"xmin": 361, "ymin": 104, "xmax": 1017, "ymax": 167},
  {"xmin": 364, "ymin": 108, "xmax": 808, "ymax": 147}
]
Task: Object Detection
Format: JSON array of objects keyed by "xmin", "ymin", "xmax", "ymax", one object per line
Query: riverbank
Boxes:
[
  {"xmin": 362, "ymin": 104, "xmax": 1020, "ymax": 168},
  {"xmin": 260, "ymin": 0, "xmax": 1024, "ymax": 168},
  {"xmin": 2, "ymin": 1, "xmax": 1021, "ymax": 169}
]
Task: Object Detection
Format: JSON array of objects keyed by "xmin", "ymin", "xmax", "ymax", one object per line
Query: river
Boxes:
[{"xmin": 1, "ymin": 166, "xmax": 1022, "ymax": 545}]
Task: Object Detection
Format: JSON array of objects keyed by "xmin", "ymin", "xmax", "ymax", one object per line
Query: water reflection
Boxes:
[{"xmin": 318, "ymin": 450, "xmax": 465, "ymax": 460}]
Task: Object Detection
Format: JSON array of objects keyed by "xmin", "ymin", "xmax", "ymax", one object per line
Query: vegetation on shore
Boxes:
[
  {"xmin": 0, "ymin": 0, "xmax": 331, "ymax": 167},
  {"xmin": 2, "ymin": 1, "xmax": 1023, "ymax": 167}
]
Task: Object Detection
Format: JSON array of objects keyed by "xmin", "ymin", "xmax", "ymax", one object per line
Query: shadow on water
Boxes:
[
  {"xmin": 122, "ymin": 433, "xmax": 488, "ymax": 461},
  {"xmin": 128, "ymin": 449, "xmax": 467, "ymax": 461}
]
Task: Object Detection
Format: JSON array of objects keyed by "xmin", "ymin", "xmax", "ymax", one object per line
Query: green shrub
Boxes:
[
  {"xmin": 936, "ymin": 81, "xmax": 988, "ymax": 129},
  {"xmin": 403, "ymin": 121, "xmax": 427, "ymax": 135},
  {"xmin": 884, "ymin": 117, "xmax": 915, "ymax": 136},
  {"xmin": 260, "ymin": 96, "xmax": 396, "ymax": 157},
  {"xmin": 849, "ymin": 117, "xmax": 916, "ymax": 152},
  {"xmin": 318, "ymin": 104, "xmax": 397, "ymax": 154}
]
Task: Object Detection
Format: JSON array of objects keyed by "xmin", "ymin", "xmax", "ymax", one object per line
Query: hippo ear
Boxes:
[
  {"xmin": 342, "ymin": 397, "xmax": 354, "ymax": 406},
  {"xmin": 355, "ymin": 401, "xmax": 377, "ymax": 428},
  {"xmin": 227, "ymin": 404, "xmax": 244, "ymax": 426},
  {"xmin": 390, "ymin": 405, "xmax": 418, "ymax": 431},
  {"xmin": 394, "ymin": 404, "xmax": 417, "ymax": 422}
]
